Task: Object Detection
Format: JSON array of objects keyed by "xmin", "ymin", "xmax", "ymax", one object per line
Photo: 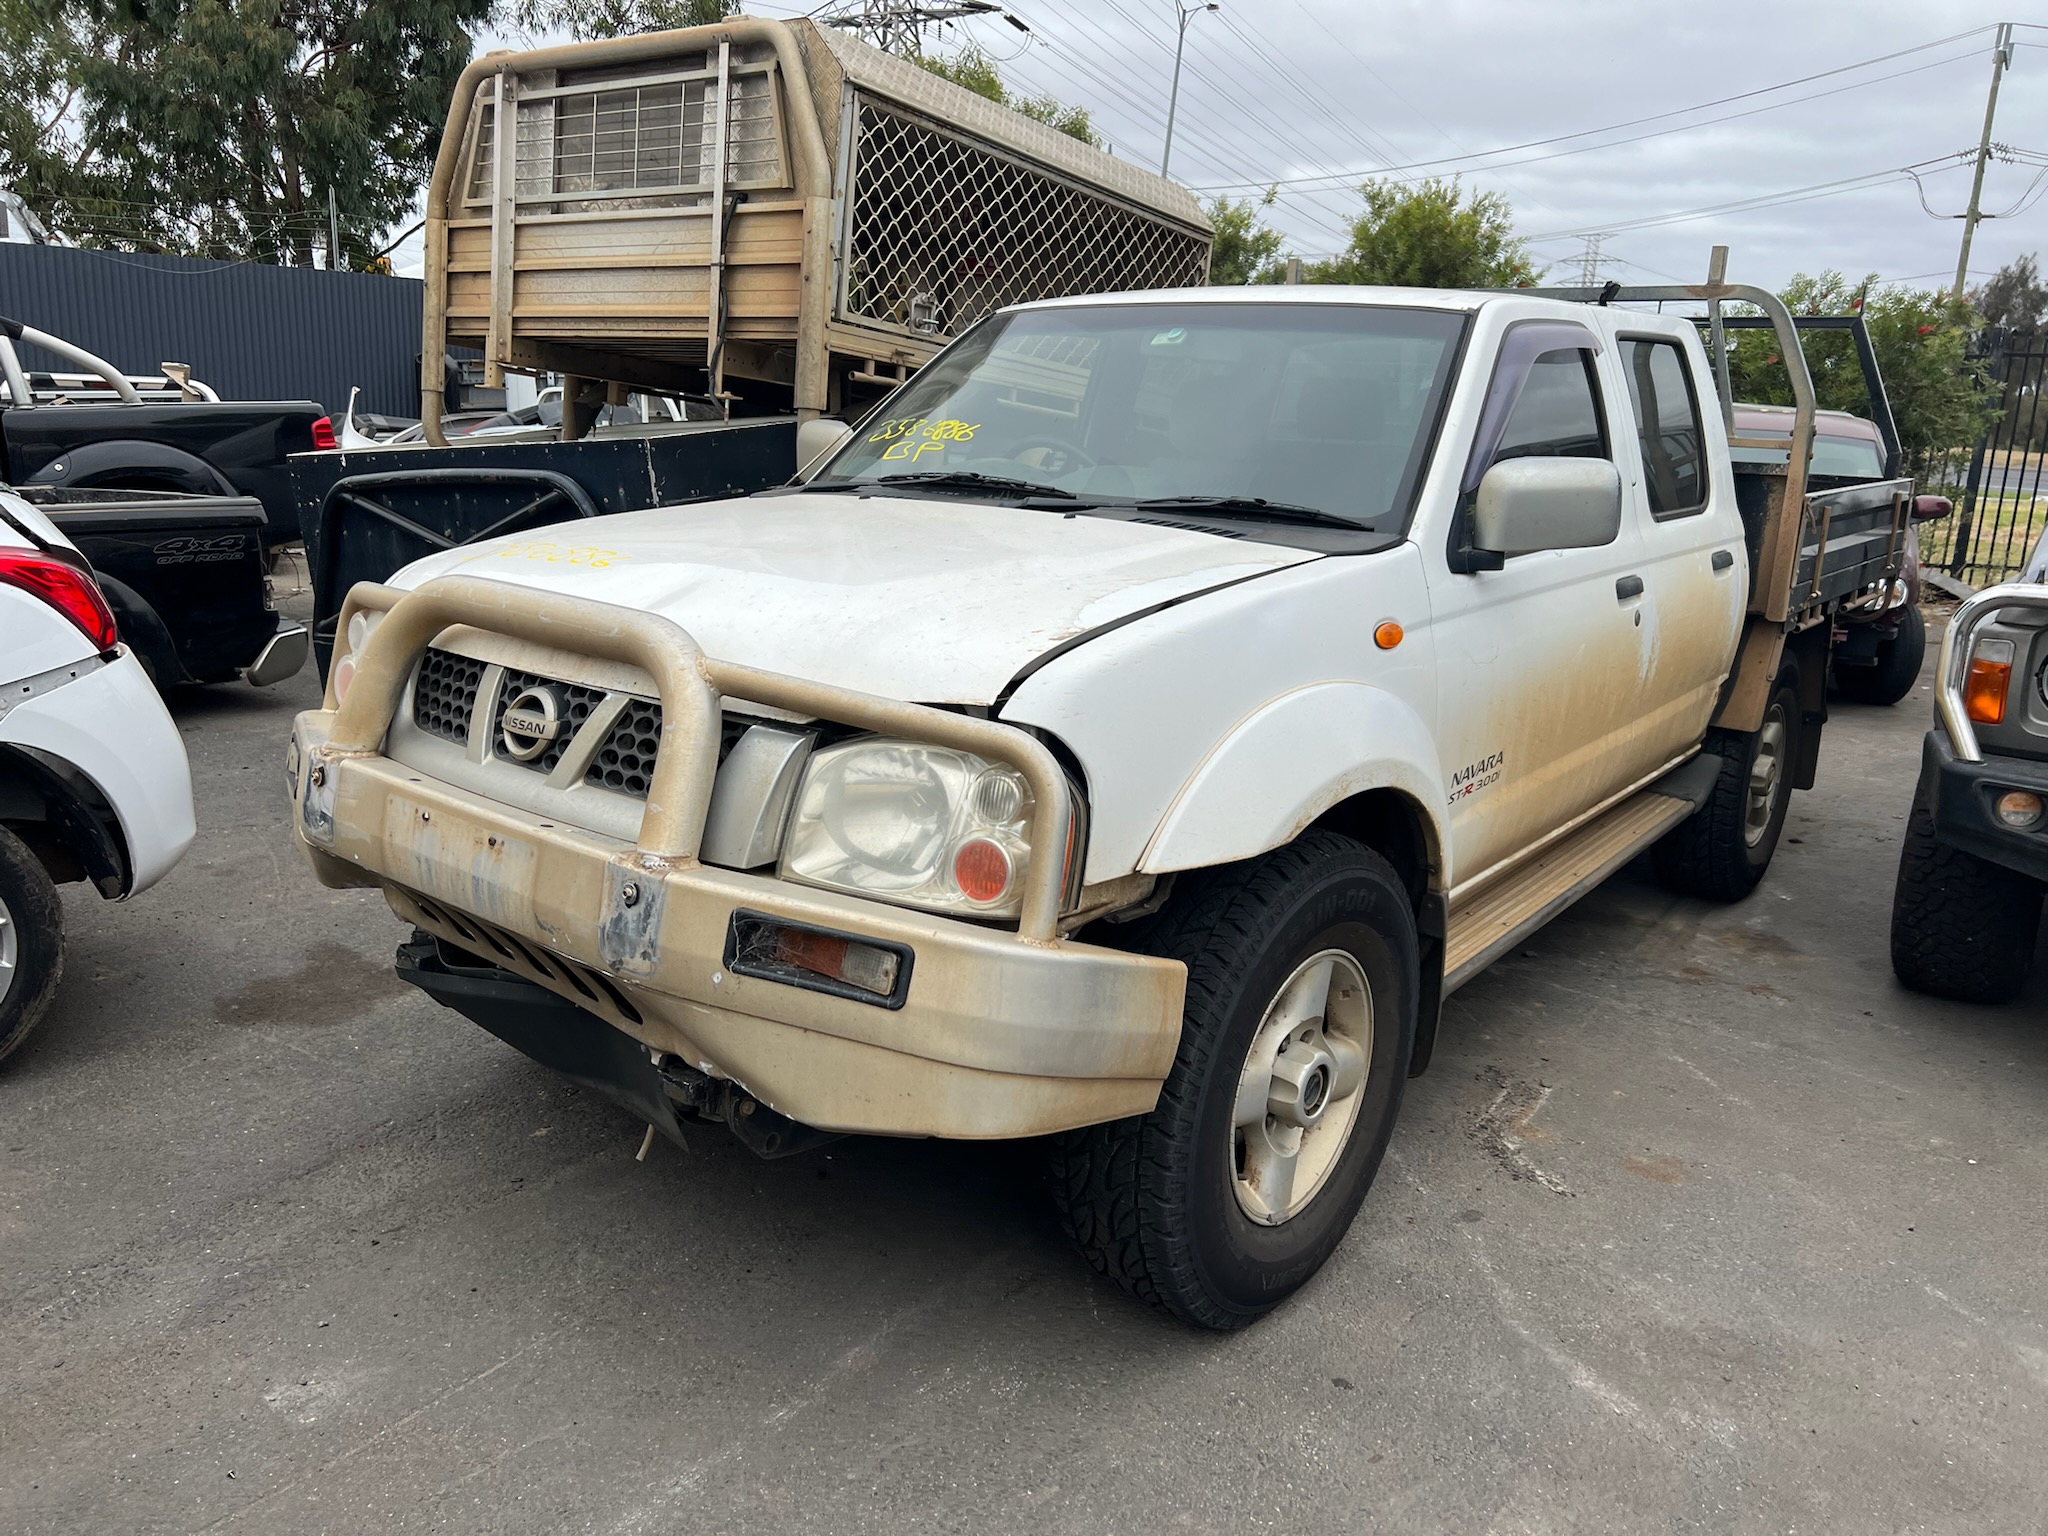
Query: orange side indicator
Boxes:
[
  {"xmin": 1374, "ymin": 620, "xmax": 1404, "ymax": 651},
  {"xmin": 1964, "ymin": 638, "xmax": 2015, "ymax": 725}
]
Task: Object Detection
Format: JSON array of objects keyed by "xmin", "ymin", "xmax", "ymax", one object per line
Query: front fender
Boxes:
[{"xmin": 1141, "ymin": 683, "xmax": 1448, "ymax": 882}]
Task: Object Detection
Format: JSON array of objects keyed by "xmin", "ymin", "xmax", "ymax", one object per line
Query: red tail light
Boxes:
[
  {"xmin": 0, "ymin": 549, "xmax": 122, "ymax": 652},
  {"xmin": 310, "ymin": 415, "xmax": 338, "ymax": 450}
]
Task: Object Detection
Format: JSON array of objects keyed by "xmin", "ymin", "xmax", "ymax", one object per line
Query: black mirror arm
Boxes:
[{"xmin": 1446, "ymin": 495, "xmax": 1506, "ymax": 574}]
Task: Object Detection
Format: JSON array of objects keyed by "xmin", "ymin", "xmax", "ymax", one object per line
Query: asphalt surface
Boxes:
[{"xmin": 4, "ymin": 613, "xmax": 2046, "ymax": 1535}]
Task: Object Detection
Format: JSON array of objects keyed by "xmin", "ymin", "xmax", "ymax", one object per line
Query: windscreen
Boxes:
[{"xmin": 819, "ymin": 302, "xmax": 1465, "ymax": 527}]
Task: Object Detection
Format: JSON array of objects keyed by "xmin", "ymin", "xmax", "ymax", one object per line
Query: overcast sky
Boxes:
[{"xmin": 410, "ymin": 1, "xmax": 2046, "ymax": 294}]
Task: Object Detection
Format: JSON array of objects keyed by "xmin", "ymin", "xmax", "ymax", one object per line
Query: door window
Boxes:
[
  {"xmin": 1621, "ymin": 339, "xmax": 1708, "ymax": 518},
  {"xmin": 1491, "ymin": 349, "xmax": 1609, "ymax": 465}
]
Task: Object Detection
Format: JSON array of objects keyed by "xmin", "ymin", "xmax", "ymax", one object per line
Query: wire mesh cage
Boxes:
[{"xmin": 840, "ymin": 98, "xmax": 1211, "ymax": 341}]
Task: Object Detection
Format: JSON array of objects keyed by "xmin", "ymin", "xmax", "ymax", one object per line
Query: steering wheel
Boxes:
[{"xmin": 1008, "ymin": 436, "xmax": 1098, "ymax": 475}]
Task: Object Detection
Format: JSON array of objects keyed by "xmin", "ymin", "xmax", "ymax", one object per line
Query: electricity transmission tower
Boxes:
[
  {"xmin": 820, "ymin": 0, "xmax": 1004, "ymax": 56},
  {"xmin": 1575, "ymin": 233, "xmax": 1611, "ymax": 289}
]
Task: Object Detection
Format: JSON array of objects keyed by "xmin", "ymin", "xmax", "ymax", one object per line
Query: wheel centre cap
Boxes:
[{"xmin": 1268, "ymin": 1037, "xmax": 1337, "ymax": 1128}]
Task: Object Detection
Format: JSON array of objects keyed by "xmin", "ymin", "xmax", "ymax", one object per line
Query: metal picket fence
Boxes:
[{"xmin": 1920, "ymin": 337, "xmax": 2048, "ymax": 586}]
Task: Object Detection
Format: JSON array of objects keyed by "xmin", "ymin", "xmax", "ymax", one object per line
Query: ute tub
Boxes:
[{"xmin": 290, "ymin": 574, "xmax": 1185, "ymax": 1138}]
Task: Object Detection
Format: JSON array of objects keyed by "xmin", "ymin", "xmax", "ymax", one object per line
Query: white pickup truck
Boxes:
[{"xmin": 291, "ymin": 277, "xmax": 1911, "ymax": 1327}]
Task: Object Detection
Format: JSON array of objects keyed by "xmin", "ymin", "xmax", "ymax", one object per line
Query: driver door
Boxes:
[{"xmin": 1426, "ymin": 327, "xmax": 1652, "ymax": 892}]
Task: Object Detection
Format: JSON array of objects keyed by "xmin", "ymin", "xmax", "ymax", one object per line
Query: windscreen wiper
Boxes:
[
  {"xmin": 1131, "ymin": 495, "xmax": 1369, "ymax": 530},
  {"xmin": 868, "ymin": 471, "xmax": 1079, "ymax": 500}
]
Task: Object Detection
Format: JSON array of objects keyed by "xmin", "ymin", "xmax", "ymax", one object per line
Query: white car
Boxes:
[{"xmin": 0, "ymin": 489, "xmax": 195, "ymax": 1062}]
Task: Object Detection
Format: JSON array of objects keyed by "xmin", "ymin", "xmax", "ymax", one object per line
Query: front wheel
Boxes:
[
  {"xmin": 0, "ymin": 824, "xmax": 65, "ymax": 1067},
  {"xmin": 1890, "ymin": 783, "xmax": 2042, "ymax": 1004},
  {"xmin": 1048, "ymin": 832, "xmax": 1417, "ymax": 1330},
  {"xmin": 1653, "ymin": 673, "xmax": 1799, "ymax": 901}
]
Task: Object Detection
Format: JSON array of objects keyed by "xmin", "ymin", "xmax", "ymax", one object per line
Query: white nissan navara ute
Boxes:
[{"xmin": 292, "ymin": 283, "xmax": 1903, "ymax": 1327}]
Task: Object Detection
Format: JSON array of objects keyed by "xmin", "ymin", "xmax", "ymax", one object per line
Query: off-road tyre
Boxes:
[
  {"xmin": 1047, "ymin": 832, "xmax": 1417, "ymax": 1330},
  {"xmin": 1890, "ymin": 784, "xmax": 2042, "ymax": 1004},
  {"xmin": 0, "ymin": 824, "xmax": 65, "ymax": 1067},
  {"xmin": 1836, "ymin": 605, "xmax": 1925, "ymax": 707},
  {"xmin": 1653, "ymin": 673, "xmax": 1800, "ymax": 902}
]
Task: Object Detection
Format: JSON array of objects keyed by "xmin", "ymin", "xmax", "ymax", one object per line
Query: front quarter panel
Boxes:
[
  {"xmin": 1141, "ymin": 681, "xmax": 1446, "ymax": 878},
  {"xmin": 1003, "ymin": 545, "xmax": 1444, "ymax": 885}
]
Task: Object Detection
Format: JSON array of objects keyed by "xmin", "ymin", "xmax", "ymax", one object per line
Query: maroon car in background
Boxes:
[{"xmin": 1731, "ymin": 403, "xmax": 1951, "ymax": 706}]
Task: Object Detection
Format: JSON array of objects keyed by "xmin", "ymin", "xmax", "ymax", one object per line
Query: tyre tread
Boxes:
[
  {"xmin": 0, "ymin": 823, "xmax": 65, "ymax": 1067},
  {"xmin": 1889, "ymin": 789, "xmax": 2041, "ymax": 1004},
  {"xmin": 1048, "ymin": 831, "xmax": 1405, "ymax": 1329}
]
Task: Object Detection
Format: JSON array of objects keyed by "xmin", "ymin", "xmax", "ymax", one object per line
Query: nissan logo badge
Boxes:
[{"xmin": 500, "ymin": 685, "xmax": 564, "ymax": 761}]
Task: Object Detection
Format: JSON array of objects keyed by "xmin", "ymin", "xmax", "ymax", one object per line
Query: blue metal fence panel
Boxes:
[{"xmin": 0, "ymin": 244, "xmax": 422, "ymax": 417}]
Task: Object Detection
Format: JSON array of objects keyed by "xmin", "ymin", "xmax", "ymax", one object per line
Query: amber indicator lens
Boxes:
[
  {"xmin": 1995, "ymin": 791, "xmax": 2044, "ymax": 830},
  {"xmin": 769, "ymin": 925, "xmax": 900, "ymax": 997},
  {"xmin": 1964, "ymin": 638, "xmax": 2015, "ymax": 726},
  {"xmin": 1373, "ymin": 620, "xmax": 1404, "ymax": 650}
]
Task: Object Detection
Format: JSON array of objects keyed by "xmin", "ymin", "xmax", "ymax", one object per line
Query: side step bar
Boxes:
[{"xmin": 1442, "ymin": 766, "xmax": 1716, "ymax": 994}]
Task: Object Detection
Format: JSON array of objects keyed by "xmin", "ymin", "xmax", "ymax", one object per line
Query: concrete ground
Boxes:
[{"xmin": 3, "ymin": 624, "xmax": 2045, "ymax": 1536}]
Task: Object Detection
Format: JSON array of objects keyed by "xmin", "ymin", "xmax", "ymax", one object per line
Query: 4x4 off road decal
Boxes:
[
  {"xmin": 152, "ymin": 534, "xmax": 246, "ymax": 565},
  {"xmin": 1449, "ymin": 750, "xmax": 1506, "ymax": 805}
]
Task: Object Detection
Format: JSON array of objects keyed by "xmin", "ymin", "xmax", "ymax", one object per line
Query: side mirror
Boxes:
[
  {"xmin": 1911, "ymin": 494, "xmax": 1952, "ymax": 523},
  {"xmin": 794, "ymin": 417, "xmax": 854, "ymax": 483},
  {"xmin": 1470, "ymin": 457, "xmax": 1623, "ymax": 558}
]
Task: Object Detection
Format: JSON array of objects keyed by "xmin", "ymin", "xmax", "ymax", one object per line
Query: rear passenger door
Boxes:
[{"xmin": 1612, "ymin": 334, "xmax": 1746, "ymax": 762}]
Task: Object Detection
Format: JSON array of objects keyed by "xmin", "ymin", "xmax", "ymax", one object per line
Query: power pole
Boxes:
[
  {"xmin": 1954, "ymin": 21, "xmax": 2015, "ymax": 300},
  {"xmin": 821, "ymin": 0, "xmax": 1002, "ymax": 56},
  {"xmin": 1161, "ymin": 2, "xmax": 1219, "ymax": 177},
  {"xmin": 327, "ymin": 187, "xmax": 341, "ymax": 273}
]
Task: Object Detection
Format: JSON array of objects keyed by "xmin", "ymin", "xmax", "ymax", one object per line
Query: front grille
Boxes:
[
  {"xmin": 413, "ymin": 649, "xmax": 485, "ymax": 743},
  {"xmin": 407, "ymin": 648, "xmax": 768, "ymax": 801},
  {"xmin": 493, "ymin": 668, "xmax": 605, "ymax": 776}
]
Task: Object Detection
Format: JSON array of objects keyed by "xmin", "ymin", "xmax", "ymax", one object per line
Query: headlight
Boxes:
[
  {"xmin": 330, "ymin": 608, "xmax": 383, "ymax": 702},
  {"xmin": 780, "ymin": 738, "xmax": 1040, "ymax": 918}
]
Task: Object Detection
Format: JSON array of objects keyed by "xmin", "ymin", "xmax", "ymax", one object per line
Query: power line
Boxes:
[
  {"xmin": 1021, "ymin": 0, "xmax": 1382, "ymax": 241},
  {"xmin": 1002, "ymin": 0, "xmax": 1363, "ymax": 241},
  {"xmin": 1189, "ymin": 23, "xmax": 2002, "ymax": 192},
  {"xmin": 1523, "ymin": 152, "xmax": 1976, "ymax": 241}
]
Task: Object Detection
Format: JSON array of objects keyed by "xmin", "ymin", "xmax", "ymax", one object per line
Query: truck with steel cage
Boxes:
[
  {"xmin": 290, "ymin": 261, "xmax": 1916, "ymax": 1329},
  {"xmin": 290, "ymin": 14, "xmax": 1211, "ymax": 673}
]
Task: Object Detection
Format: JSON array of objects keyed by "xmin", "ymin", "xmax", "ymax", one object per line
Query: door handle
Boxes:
[
  {"xmin": 1616, "ymin": 575, "xmax": 1644, "ymax": 601},
  {"xmin": 1712, "ymin": 549, "xmax": 1735, "ymax": 572}
]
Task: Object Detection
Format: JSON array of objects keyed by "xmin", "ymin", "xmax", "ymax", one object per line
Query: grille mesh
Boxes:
[
  {"xmin": 586, "ymin": 703, "xmax": 755, "ymax": 800},
  {"xmin": 588, "ymin": 697, "xmax": 664, "ymax": 796},
  {"xmin": 842, "ymin": 98, "xmax": 1210, "ymax": 340},
  {"xmin": 410, "ymin": 647, "xmax": 762, "ymax": 801},
  {"xmin": 413, "ymin": 649, "xmax": 485, "ymax": 743},
  {"xmin": 493, "ymin": 668, "xmax": 605, "ymax": 776}
]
